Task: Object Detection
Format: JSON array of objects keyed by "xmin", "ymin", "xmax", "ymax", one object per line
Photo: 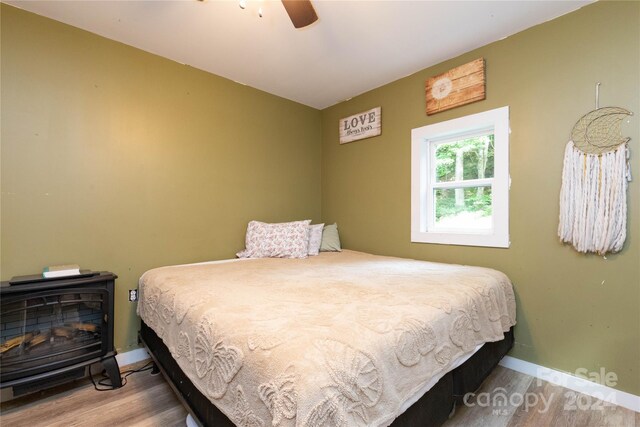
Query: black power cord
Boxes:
[{"xmin": 89, "ymin": 360, "xmax": 154, "ymax": 391}]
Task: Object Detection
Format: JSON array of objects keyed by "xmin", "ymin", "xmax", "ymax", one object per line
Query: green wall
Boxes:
[
  {"xmin": 321, "ymin": 1, "xmax": 639, "ymax": 395},
  {"xmin": 0, "ymin": 5, "xmax": 321, "ymax": 352},
  {"xmin": 2, "ymin": 1, "xmax": 639, "ymax": 396}
]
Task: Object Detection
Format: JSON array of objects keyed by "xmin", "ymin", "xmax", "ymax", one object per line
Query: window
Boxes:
[{"xmin": 411, "ymin": 106, "xmax": 510, "ymax": 248}]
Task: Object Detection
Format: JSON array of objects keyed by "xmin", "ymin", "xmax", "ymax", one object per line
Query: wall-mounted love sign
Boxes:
[{"xmin": 339, "ymin": 107, "xmax": 382, "ymax": 144}]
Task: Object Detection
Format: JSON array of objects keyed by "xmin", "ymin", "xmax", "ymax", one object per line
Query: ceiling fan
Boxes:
[
  {"xmin": 199, "ymin": 0, "xmax": 318, "ymax": 29},
  {"xmin": 281, "ymin": 0, "xmax": 318, "ymax": 29}
]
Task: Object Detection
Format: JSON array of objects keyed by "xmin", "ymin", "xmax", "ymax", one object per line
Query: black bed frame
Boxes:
[{"xmin": 140, "ymin": 321, "xmax": 513, "ymax": 427}]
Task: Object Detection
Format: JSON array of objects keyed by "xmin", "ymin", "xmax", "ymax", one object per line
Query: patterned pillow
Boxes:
[
  {"xmin": 237, "ymin": 220, "xmax": 311, "ymax": 259},
  {"xmin": 307, "ymin": 223, "xmax": 325, "ymax": 256}
]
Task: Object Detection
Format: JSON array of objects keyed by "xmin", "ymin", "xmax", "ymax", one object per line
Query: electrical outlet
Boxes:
[{"xmin": 128, "ymin": 289, "xmax": 138, "ymax": 302}]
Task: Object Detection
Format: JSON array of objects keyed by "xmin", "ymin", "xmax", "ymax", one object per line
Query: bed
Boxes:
[{"xmin": 137, "ymin": 250, "xmax": 516, "ymax": 426}]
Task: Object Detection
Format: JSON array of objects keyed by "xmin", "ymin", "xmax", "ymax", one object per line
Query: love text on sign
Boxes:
[{"xmin": 339, "ymin": 107, "xmax": 382, "ymax": 144}]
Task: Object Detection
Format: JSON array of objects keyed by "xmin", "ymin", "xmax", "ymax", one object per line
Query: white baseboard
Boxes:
[
  {"xmin": 499, "ymin": 355, "xmax": 640, "ymax": 413},
  {"xmin": 115, "ymin": 347, "xmax": 150, "ymax": 368}
]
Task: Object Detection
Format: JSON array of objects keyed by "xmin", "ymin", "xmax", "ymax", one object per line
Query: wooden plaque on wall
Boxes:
[
  {"xmin": 339, "ymin": 107, "xmax": 382, "ymax": 144},
  {"xmin": 425, "ymin": 58, "xmax": 485, "ymax": 115}
]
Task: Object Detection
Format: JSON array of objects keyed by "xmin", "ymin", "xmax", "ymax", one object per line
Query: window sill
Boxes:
[{"xmin": 411, "ymin": 231, "xmax": 510, "ymax": 248}]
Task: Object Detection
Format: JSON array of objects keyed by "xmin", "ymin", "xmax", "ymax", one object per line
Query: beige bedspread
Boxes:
[{"xmin": 137, "ymin": 250, "xmax": 516, "ymax": 427}]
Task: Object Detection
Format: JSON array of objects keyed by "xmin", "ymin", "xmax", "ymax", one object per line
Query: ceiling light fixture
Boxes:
[
  {"xmin": 238, "ymin": 0, "xmax": 263, "ymax": 18},
  {"xmin": 198, "ymin": 0, "xmax": 318, "ymax": 28}
]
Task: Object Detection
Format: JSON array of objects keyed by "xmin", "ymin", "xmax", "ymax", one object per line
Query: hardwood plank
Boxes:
[
  {"xmin": 0, "ymin": 361, "xmax": 188, "ymax": 427},
  {"xmin": 44, "ymin": 382, "xmax": 183, "ymax": 427},
  {"xmin": 444, "ymin": 365, "xmax": 534, "ymax": 427},
  {"xmin": 1, "ymin": 362, "xmax": 637, "ymax": 427},
  {"xmin": 1, "ymin": 371, "xmax": 165, "ymax": 426},
  {"xmin": 508, "ymin": 379, "xmax": 587, "ymax": 426},
  {"xmin": 506, "ymin": 373, "xmax": 638, "ymax": 427},
  {"xmin": 129, "ymin": 406, "xmax": 188, "ymax": 427}
]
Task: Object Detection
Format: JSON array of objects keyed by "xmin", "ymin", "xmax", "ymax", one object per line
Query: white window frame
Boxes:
[{"xmin": 411, "ymin": 106, "xmax": 510, "ymax": 248}]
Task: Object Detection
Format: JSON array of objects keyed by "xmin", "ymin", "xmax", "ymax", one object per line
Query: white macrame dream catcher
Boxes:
[{"xmin": 558, "ymin": 83, "xmax": 633, "ymax": 255}]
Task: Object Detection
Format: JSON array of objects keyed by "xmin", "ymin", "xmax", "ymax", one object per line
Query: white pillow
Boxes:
[
  {"xmin": 307, "ymin": 223, "xmax": 325, "ymax": 256},
  {"xmin": 237, "ymin": 220, "xmax": 311, "ymax": 259}
]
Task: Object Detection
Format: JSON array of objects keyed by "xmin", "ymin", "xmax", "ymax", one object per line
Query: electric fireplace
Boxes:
[{"xmin": 0, "ymin": 272, "xmax": 121, "ymax": 397}]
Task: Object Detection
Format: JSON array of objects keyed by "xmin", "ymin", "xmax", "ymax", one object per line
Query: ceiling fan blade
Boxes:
[{"xmin": 281, "ymin": 0, "xmax": 318, "ymax": 28}]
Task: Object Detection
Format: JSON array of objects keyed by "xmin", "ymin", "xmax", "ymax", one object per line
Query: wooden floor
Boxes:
[
  {"xmin": 442, "ymin": 365, "xmax": 639, "ymax": 427},
  {"xmin": 0, "ymin": 361, "xmax": 188, "ymax": 427},
  {"xmin": 1, "ymin": 363, "xmax": 638, "ymax": 427}
]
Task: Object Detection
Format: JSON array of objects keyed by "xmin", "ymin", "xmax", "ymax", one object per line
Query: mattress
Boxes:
[{"xmin": 137, "ymin": 250, "xmax": 516, "ymax": 427}]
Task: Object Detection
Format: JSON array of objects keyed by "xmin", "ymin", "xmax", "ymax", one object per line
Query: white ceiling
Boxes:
[{"xmin": 4, "ymin": 0, "xmax": 592, "ymax": 109}]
